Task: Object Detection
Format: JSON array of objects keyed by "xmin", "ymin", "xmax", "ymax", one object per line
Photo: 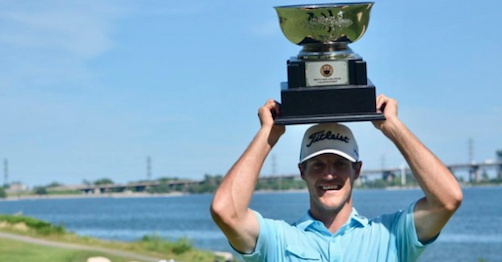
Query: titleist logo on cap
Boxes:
[{"xmin": 306, "ymin": 130, "xmax": 350, "ymax": 147}]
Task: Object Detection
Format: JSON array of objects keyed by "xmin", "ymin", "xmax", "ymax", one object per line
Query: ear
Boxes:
[
  {"xmin": 298, "ymin": 163, "xmax": 306, "ymax": 181},
  {"xmin": 353, "ymin": 161, "xmax": 363, "ymax": 180}
]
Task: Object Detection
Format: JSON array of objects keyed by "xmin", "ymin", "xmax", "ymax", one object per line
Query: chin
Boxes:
[
  {"xmin": 318, "ymin": 193, "xmax": 351, "ymax": 211},
  {"xmin": 316, "ymin": 199, "xmax": 344, "ymax": 212}
]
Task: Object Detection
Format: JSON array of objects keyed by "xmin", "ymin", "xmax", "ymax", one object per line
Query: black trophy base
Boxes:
[
  {"xmin": 274, "ymin": 112, "xmax": 384, "ymax": 125},
  {"xmin": 275, "ymin": 81, "xmax": 385, "ymax": 125}
]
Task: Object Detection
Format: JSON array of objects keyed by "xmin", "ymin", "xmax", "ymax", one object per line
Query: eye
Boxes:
[
  {"xmin": 335, "ymin": 160, "xmax": 349, "ymax": 168},
  {"xmin": 311, "ymin": 161, "xmax": 325, "ymax": 170}
]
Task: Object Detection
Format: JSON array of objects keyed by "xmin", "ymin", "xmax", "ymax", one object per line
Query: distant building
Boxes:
[
  {"xmin": 383, "ymin": 170, "xmax": 395, "ymax": 182},
  {"xmin": 6, "ymin": 182, "xmax": 28, "ymax": 193},
  {"xmin": 497, "ymin": 150, "xmax": 502, "ymax": 180}
]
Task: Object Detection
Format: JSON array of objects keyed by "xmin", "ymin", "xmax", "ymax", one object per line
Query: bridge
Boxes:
[
  {"xmin": 75, "ymin": 180, "xmax": 203, "ymax": 194},
  {"xmin": 73, "ymin": 161, "xmax": 502, "ymax": 194},
  {"xmin": 264, "ymin": 161, "xmax": 502, "ymax": 184}
]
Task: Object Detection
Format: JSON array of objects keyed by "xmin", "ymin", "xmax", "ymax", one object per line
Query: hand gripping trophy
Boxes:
[{"xmin": 274, "ymin": 2, "xmax": 385, "ymax": 125}]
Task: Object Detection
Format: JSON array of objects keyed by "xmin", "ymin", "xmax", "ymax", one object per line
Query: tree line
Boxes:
[{"xmin": 2, "ymin": 171, "xmax": 499, "ymax": 199}]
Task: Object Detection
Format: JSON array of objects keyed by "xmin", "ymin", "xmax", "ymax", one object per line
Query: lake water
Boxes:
[{"xmin": 0, "ymin": 186, "xmax": 501, "ymax": 261}]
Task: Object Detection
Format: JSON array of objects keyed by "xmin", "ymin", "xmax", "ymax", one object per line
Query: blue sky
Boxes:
[{"xmin": 1, "ymin": 0, "xmax": 501, "ymax": 187}]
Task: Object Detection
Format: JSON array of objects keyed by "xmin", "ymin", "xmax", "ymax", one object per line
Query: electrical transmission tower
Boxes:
[
  {"xmin": 468, "ymin": 138, "xmax": 474, "ymax": 163},
  {"xmin": 147, "ymin": 156, "xmax": 152, "ymax": 181},
  {"xmin": 3, "ymin": 159, "xmax": 7, "ymax": 186},
  {"xmin": 468, "ymin": 138, "xmax": 478, "ymax": 183}
]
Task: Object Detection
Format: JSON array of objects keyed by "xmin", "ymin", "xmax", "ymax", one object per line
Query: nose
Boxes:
[{"xmin": 323, "ymin": 166, "xmax": 337, "ymax": 179}]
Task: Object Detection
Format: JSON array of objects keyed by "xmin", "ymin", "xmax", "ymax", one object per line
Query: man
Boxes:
[{"xmin": 211, "ymin": 94, "xmax": 462, "ymax": 261}]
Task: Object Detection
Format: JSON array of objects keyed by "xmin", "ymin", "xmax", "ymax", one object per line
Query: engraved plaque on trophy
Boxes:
[{"xmin": 274, "ymin": 2, "xmax": 385, "ymax": 125}]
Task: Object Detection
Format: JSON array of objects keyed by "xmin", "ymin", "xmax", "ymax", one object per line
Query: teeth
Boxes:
[{"xmin": 322, "ymin": 185, "xmax": 341, "ymax": 190}]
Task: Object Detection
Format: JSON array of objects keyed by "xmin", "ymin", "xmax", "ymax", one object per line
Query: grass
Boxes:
[
  {"xmin": 0, "ymin": 237, "xmax": 149, "ymax": 262},
  {"xmin": 0, "ymin": 214, "xmax": 66, "ymax": 235},
  {"xmin": 140, "ymin": 234, "xmax": 193, "ymax": 255},
  {"xmin": 0, "ymin": 214, "xmax": 224, "ymax": 262}
]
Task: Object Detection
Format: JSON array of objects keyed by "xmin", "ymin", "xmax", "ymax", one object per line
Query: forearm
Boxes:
[
  {"xmin": 383, "ymin": 119, "xmax": 462, "ymax": 211},
  {"xmin": 210, "ymin": 127, "xmax": 276, "ymax": 252},
  {"xmin": 210, "ymin": 99, "xmax": 284, "ymax": 252},
  {"xmin": 212, "ymin": 127, "xmax": 274, "ymax": 219},
  {"xmin": 373, "ymin": 94, "xmax": 462, "ymax": 242}
]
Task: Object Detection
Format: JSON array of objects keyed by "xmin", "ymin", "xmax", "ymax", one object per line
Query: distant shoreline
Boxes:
[
  {"xmin": 2, "ymin": 184, "xmax": 501, "ymax": 201},
  {"xmin": 2, "ymin": 192, "xmax": 188, "ymax": 201}
]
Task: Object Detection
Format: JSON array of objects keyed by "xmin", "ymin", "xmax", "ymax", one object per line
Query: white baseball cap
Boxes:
[{"xmin": 299, "ymin": 123, "xmax": 359, "ymax": 164}]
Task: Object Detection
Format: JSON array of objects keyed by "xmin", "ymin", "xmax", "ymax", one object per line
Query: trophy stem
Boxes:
[{"xmin": 298, "ymin": 43, "xmax": 356, "ymax": 60}]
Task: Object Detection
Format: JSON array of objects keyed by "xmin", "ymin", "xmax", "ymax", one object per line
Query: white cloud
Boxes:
[
  {"xmin": 0, "ymin": 1, "xmax": 219, "ymax": 92},
  {"xmin": 0, "ymin": 1, "xmax": 124, "ymax": 59},
  {"xmin": 0, "ymin": 0, "xmax": 129, "ymax": 92}
]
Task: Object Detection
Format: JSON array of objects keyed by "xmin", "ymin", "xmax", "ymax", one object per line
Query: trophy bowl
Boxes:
[{"xmin": 274, "ymin": 2, "xmax": 374, "ymax": 46}]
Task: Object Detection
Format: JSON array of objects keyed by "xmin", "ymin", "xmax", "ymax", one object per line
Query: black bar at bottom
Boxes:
[{"xmin": 274, "ymin": 113, "xmax": 385, "ymax": 125}]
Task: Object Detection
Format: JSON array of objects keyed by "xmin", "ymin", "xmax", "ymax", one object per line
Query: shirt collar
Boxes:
[
  {"xmin": 293, "ymin": 208, "xmax": 369, "ymax": 231},
  {"xmin": 350, "ymin": 208, "xmax": 368, "ymax": 227}
]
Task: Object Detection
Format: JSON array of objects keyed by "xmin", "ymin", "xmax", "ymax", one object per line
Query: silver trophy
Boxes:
[{"xmin": 274, "ymin": 2, "xmax": 384, "ymax": 125}]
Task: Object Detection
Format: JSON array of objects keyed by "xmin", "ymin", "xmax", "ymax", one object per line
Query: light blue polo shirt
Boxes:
[{"xmin": 238, "ymin": 202, "xmax": 434, "ymax": 262}]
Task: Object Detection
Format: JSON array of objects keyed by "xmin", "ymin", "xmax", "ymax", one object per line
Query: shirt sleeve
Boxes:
[
  {"xmin": 235, "ymin": 210, "xmax": 288, "ymax": 262},
  {"xmin": 394, "ymin": 201, "xmax": 439, "ymax": 261}
]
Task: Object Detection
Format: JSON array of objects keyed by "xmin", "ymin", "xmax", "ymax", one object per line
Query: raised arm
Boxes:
[
  {"xmin": 372, "ymin": 94, "xmax": 463, "ymax": 243},
  {"xmin": 210, "ymin": 99, "xmax": 285, "ymax": 253}
]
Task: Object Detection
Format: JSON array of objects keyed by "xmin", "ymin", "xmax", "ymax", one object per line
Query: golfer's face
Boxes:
[{"xmin": 302, "ymin": 154, "xmax": 359, "ymax": 212}]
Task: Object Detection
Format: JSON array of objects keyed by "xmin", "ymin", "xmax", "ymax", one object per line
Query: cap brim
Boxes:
[{"xmin": 299, "ymin": 149, "xmax": 357, "ymax": 164}]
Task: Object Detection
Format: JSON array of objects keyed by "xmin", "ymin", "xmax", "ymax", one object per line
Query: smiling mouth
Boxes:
[{"xmin": 320, "ymin": 184, "xmax": 342, "ymax": 191}]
